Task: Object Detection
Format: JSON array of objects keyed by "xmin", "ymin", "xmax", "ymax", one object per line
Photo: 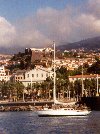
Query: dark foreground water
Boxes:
[{"xmin": 0, "ymin": 111, "xmax": 100, "ymax": 134}]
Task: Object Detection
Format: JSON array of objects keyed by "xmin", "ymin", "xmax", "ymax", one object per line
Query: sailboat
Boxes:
[{"xmin": 37, "ymin": 42, "xmax": 91, "ymax": 117}]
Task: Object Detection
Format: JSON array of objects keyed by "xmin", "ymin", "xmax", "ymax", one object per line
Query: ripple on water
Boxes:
[{"xmin": 0, "ymin": 111, "xmax": 99, "ymax": 134}]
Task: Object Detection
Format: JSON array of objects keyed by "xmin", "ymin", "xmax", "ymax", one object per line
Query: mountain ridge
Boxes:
[{"xmin": 57, "ymin": 36, "xmax": 100, "ymax": 51}]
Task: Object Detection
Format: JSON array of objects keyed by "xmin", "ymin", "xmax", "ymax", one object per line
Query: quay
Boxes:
[
  {"xmin": 0, "ymin": 101, "xmax": 54, "ymax": 112},
  {"xmin": 0, "ymin": 101, "xmax": 54, "ymax": 107}
]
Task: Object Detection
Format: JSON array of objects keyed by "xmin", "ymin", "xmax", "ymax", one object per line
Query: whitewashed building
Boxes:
[
  {"xmin": 14, "ymin": 66, "xmax": 54, "ymax": 87},
  {"xmin": 0, "ymin": 66, "xmax": 10, "ymax": 81}
]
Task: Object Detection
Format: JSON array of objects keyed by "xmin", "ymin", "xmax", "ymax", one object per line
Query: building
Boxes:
[
  {"xmin": 13, "ymin": 70, "xmax": 26, "ymax": 83},
  {"xmin": 13, "ymin": 66, "xmax": 54, "ymax": 87},
  {"xmin": 69, "ymin": 74, "xmax": 98, "ymax": 83},
  {"xmin": 0, "ymin": 66, "xmax": 11, "ymax": 81},
  {"xmin": 30, "ymin": 47, "xmax": 53, "ymax": 64},
  {"xmin": 31, "ymin": 49, "xmax": 43, "ymax": 63}
]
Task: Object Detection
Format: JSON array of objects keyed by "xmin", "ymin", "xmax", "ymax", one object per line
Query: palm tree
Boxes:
[
  {"xmin": 74, "ymin": 80, "xmax": 82, "ymax": 97},
  {"xmin": 1, "ymin": 81, "xmax": 9, "ymax": 100},
  {"xmin": 14, "ymin": 81, "xmax": 25, "ymax": 101}
]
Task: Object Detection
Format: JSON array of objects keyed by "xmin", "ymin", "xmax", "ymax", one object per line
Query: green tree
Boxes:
[
  {"xmin": 56, "ymin": 66, "xmax": 69, "ymax": 99},
  {"xmin": 74, "ymin": 80, "xmax": 82, "ymax": 97},
  {"xmin": 87, "ymin": 59, "xmax": 100, "ymax": 74},
  {"xmin": 14, "ymin": 81, "xmax": 25, "ymax": 100}
]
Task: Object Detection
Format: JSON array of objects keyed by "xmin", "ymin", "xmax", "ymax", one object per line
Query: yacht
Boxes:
[
  {"xmin": 37, "ymin": 107, "xmax": 91, "ymax": 117},
  {"xmin": 37, "ymin": 42, "xmax": 91, "ymax": 117}
]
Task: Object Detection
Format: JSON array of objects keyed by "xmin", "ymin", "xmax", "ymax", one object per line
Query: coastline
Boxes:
[{"xmin": 0, "ymin": 101, "xmax": 54, "ymax": 112}]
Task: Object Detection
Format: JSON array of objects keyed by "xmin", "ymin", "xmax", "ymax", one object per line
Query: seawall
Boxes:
[
  {"xmin": 0, "ymin": 101, "xmax": 54, "ymax": 107},
  {"xmin": 81, "ymin": 97, "xmax": 100, "ymax": 111}
]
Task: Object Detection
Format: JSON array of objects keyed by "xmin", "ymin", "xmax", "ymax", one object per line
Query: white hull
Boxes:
[{"xmin": 37, "ymin": 108, "xmax": 91, "ymax": 117}]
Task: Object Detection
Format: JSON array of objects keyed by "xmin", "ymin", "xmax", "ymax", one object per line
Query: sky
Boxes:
[{"xmin": 0, "ymin": 0, "xmax": 100, "ymax": 49}]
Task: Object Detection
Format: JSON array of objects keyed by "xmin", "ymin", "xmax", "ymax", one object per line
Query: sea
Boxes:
[{"xmin": 0, "ymin": 111, "xmax": 100, "ymax": 134}]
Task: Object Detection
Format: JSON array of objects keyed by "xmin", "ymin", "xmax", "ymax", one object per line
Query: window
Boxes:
[
  {"xmin": 27, "ymin": 74, "xmax": 29, "ymax": 77},
  {"xmin": 37, "ymin": 74, "xmax": 38, "ymax": 77},
  {"xmin": 32, "ymin": 74, "xmax": 34, "ymax": 77},
  {"xmin": 41, "ymin": 74, "xmax": 43, "ymax": 77}
]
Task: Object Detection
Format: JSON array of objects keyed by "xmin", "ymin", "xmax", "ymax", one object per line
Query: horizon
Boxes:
[{"xmin": 0, "ymin": 0, "xmax": 100, "ymax": 53}]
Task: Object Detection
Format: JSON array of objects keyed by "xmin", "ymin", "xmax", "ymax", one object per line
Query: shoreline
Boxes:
[{"xmin": 0, "ymin": 101, "xmax": 54, "ymax": 112}]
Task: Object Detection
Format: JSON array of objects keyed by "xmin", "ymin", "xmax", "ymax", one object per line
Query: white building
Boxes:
[
  {"xmin": 14, "ymin": 66, "xmax": 54, "ymax": 87},
  {"xmin": 0, "ymin": 66, "xmax": 10, "ymax": 81}
]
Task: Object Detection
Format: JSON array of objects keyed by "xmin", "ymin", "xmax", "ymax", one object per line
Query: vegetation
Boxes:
[
  {"xmin": 0, "ymin": 81, "xmax": 24, "ymax": 101},
  {"xmin": 87, "ymin": 58, "xmax": 100, "ymax": 74},
  {"xmin": 9, "ymin": 51, "xmax": 35, "ymax": 72}
]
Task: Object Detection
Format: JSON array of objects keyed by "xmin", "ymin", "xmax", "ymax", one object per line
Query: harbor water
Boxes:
[{"xmin": 0, "ymin": 111, "xmax": 100, "ymax": 134}]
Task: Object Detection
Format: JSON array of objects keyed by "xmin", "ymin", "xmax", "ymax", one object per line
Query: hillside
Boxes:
[{"xmin": 57, "ymin": 36, "xmax": 100, "ymax": 51}]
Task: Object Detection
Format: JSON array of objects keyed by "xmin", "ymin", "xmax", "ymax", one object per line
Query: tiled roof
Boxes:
[{"xmin": 69, "ymin": 74, "xmax": 99, "ymax": 78}]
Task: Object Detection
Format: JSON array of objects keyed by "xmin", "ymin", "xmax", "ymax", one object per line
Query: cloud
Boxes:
[
  {"xmin": 15, "ymin": 1, "xmax": 100, "ymax": 47},
  {"xmin": 15, "ymin": 6, "xmax": 76, "ymax": 46},
  {"xmin": 0, "ymin": 17, "xmax": 16, "ymax": 47},
  {"xmin": 73, "ymin": 14, "xmax": 100, "ymax": 40},
  {"xmin": 15, "ymin": 24, "xmax": 51, "ymax": 47},
  {"xmin": 87, "ymin": 0, "xmax": 100, "ymax": 18},
  {"xmin": 0, "ymin": 0, "xmax": 100, "ymax": 49}
]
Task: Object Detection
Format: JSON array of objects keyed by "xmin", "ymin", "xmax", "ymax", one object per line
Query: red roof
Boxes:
[{"xmin": 69, "ymin": 74, "xmax": 99, "ymax": 78}]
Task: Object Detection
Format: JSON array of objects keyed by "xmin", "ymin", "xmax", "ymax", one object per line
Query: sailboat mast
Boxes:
[
  {"xmin": 82, "ymin": 64, "xmax": 84, "ymax": 97},
  {"xmin": 96, "ymin": 74, "xmax": 99, "ymax": 96},
  {"xmin": 53, "ymin": 41, "xmax": 56, "ymax": 103},
  {"xmin": 31, "ymin": 74, "xmax": 32, "ymax": 90}
]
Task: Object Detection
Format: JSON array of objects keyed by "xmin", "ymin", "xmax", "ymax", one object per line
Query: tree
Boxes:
[
  {"xmin": 74, "ymin": 80, "xmax": 82, "ymax": 97},
  {"xmin": 14, "ymin": 81, "xmax": 25, "ymax": 100},
  {"xmin": 56, "ymin": 66, "xmax": 68, "ymax": 79},
  {"xmin": 56, "ymin": 66, "xmax": 69, "ymax": 100},
  {"xmin": 87, "ymin": 59, "xmax": 100, "ymax": 74}
]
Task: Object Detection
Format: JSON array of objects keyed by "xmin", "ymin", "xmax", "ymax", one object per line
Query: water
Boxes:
[{"xmin": 0, "ymin": 111, "xmax": 100, "ymax": 134}]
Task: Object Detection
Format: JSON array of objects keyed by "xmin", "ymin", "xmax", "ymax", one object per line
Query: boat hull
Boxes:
[{"xmin": 37, "ymin": 109, "xmax": 91, "ymax": 117}]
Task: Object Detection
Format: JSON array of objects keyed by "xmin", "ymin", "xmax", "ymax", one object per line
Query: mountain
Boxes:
[{"xmin": 57, "ymin": 36, "xmax": 100, "ymax": 51}]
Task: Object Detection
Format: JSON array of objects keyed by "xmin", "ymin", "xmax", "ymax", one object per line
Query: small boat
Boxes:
[{"xmin": 37, "ymin": 107, "xmax": 91, "ymax": 117}]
